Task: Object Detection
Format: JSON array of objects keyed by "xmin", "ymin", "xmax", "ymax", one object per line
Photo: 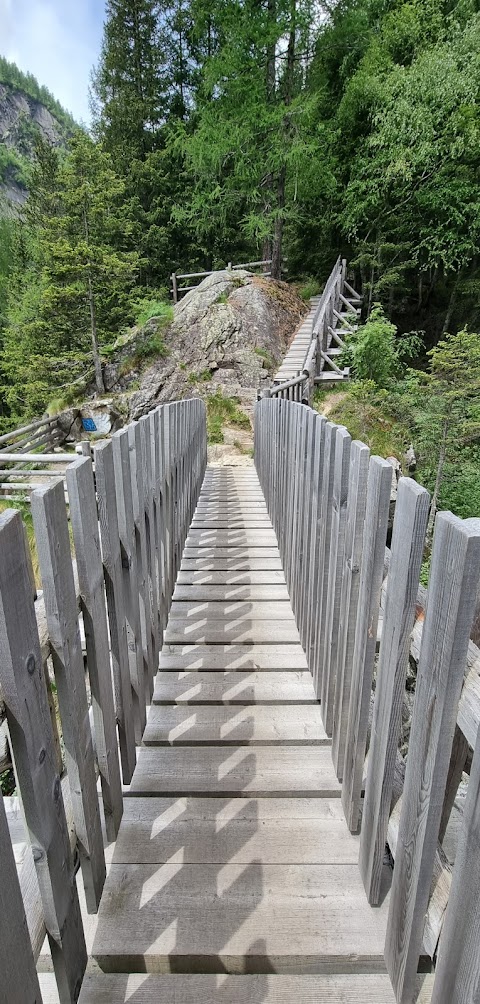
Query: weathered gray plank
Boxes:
[
  {"xmin": 385, "ymin": 514, "xmax": 480, "ymax": 1003},
  {"xmin": 321, "ymin": 425, "xmax": 351, "ymax": 735},
  {"xmin": 94, "ymin": 440, "xmax": 136, "ymax": 784},
  {"xmin": 76, "ymin": 973, "xmax": 432, "ymax": 1004},
  {"xmin": 154, "ymin": 671, "xmax": 318, "ymax": 704},
  {"xmin": 128, "ymin": 745, "xmax": 340, "ymax": 797},
  {"xmin": 431, "ymin": 713, "xmax": 480, "ymax": 1004},
  {"xmin": 359, "ymin": 479, "xmax": 429, "ymax": 904},
  {"xmin": 0, "ymin": 786, "xmax": 42, "ymax": 1003},
  {"xmin": 112, "ymin": 797, "xmax": 357, "ymax": 864},
  {"xmin": 0, "ymin": 510, "xmax": 86, "ymax": 1001},
  {"xmin": 169, "ymin": 600, "xmax": 294, "ymax": 620},
  {"xmin": 177, "ymin": 569, "xmax": 287, "ymax": 585},
  {"xmin": 159, "ymin": 644, "xmax": 308, "ymax": 671},
  {"xmin": 128, "ymin": 421, "xmax": 154, "ymax": 696},
  {"xmin": 186, "ymin": 530, "xmax": 277, "ymax": 546},
  {"xmin": 332, "ymin": 441, "xmax": 369, "ymax": 780},
  {"xmin": 31, "ymin": 481, "xmax": 106, "ymax": 912},
  {"xmin": 92, "ymin": 863, "xmax": 387, "ymax": 973},
  {"xmin": 143, "ymin": 704, "xmax": 328, "ymax": 745},
  {"xmin": 341, "ymin": 457, "xmax": 392, "ymax": 832},
  {"xmin": 173, "ymin": 584, "xmax": 289, "ymax": 600},
  {"xmin": 181, "ymin": 555, "xmax": 283, "ymax": 570},
  {"xmin": 66, "ymin": 457, "xmax": 123, "ymax": 842},
  {"xmin": 164, "ymin": 619, "xmax": 300, "ymax": 644},
  {"xmin": 112, "ymin": 428, "xmax": 146, "ymax": 741}
]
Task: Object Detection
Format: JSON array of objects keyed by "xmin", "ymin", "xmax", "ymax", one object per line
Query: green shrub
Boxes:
[
  {"xmin": 134, "ymin": 295, "xmax": 173, "ymax": 327},
  {"xmin": 299, "ymin": 277, "xmax": 322, "ymax": 301},
  {"xmin": 206, "ymin": 392, "xmax": 251, "ymax": 443}
]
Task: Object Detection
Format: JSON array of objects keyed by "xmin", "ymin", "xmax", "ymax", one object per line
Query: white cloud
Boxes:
[{"xmin": 0, "ymin": 0, "xmax": 105, "ymax": 124}]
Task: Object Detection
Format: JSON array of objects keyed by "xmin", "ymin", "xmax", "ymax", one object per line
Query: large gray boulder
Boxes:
[{"xmin": 127, "ymin": 270, "xmax": 306, "ymax": 420}]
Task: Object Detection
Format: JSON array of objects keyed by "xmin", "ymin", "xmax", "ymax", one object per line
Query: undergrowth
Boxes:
[{"xmin": 206, "ymin": 392, "xmax": 251, "ymax": 444}]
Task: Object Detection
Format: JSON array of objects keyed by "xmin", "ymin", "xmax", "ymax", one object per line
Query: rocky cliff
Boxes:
[
  {"xmin": 0, "ymin": 66, "xmax": 74, "ymax": 205},
  {"xmin": 104, "ymin": 269, "xmax": 307, "ymax": 420}
]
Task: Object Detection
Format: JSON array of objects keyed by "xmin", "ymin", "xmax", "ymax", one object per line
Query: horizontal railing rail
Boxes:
[
  {"xmin": 170, "ymin": 258, "xmax": 280, "ymax": 301},
  {"xmin": 255, "ymin": 396, "xmax": 480, "ymax": 1004},
  {"xmin": 0, "ymin": 398, "xmax": 207, "ymax": 1003},
  {"xmin": 270, "ymin": 257, "xmax": 354, "ymax": 404}
]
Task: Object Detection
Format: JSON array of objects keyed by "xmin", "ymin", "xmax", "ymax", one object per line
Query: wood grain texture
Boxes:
[
  {"xmin": 385, "ymin": 513, "xmax": 480, "ymax": 1003},
  {"xmin": 0, "ymin": 510, "xmax": 86, "ymax": 1001},
  {"xmin": 143, "ymin": 704, "xmax": 328, "ymax": 745},
  {"xmin": 93, "ymin": 862, "xmax": 388, "ymax": 973},
  {"xmin": 112, "ymin": 797, "xmax": 357, "ymax": 865},
  {"xmin": 359, "ymin": 479, "xmax": 429, "ymax": 904},
  {"xmin": 31, "ymin": 480, "xmax": 106, "ymax": 912},
  {"xmin": 128, "ymin": 745, "xmax": 341, "ymax": 797},
  {"xmin": 154, "ymin": 671, "xmax": 317, "ymax": 704},
  {"xmin": 431, "ymin": 722, "xmax": 480, "ymax": 1004},
  {"xmin": 159, "ymin": 644, "xmax": 308, "ymax": 671},
  {"xmin": 0, "ymin": 786, "xmax": 42, "ymax": 1003},
  {"xmin": 76, "ymin": 973, "xmax": 437, "ymax": 1004},
  {"xmin": 173, "ymin": 584, "xmax": 290, "ymax": 600},
  {"xmin": 332, "ymin": 440, "xmax": 369, "ymax": 781},
  {"xmin": 169, "ymin": 600, "xmax": 294, "ymax": 620},
  {"xmin": 164, "ymin": 620, "xmax": 301, "ymax": 644},
  {"xmin": 341, "ymin": 457, "xmax": 392, "ymax": 833},
  {"xmin": 67, "ymin": 456, "xmax": 123, "ymax": 843}
]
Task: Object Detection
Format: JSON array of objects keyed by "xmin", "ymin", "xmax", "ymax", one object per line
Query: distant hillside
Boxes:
[{"xmin": 0, "ymin": 57, "xmax": 76, "ymax": 206}]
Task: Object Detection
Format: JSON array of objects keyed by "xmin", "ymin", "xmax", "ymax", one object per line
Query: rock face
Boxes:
[
  {"xmin": 0, "ymin": 82, "xmax": 70, "ymax": 204},
  {"xmin": 123, "ymin": 270, "xmax": 307, "ymax": 420}
]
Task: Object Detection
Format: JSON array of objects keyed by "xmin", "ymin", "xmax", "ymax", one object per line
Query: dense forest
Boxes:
[{"xmin": 0, "ymin": 0, "xmax": 479, "ymax": 515}]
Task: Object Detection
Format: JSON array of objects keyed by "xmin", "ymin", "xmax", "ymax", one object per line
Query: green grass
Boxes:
[
  {"xmin": 254, "ymin": 347, "xmax": 275, "ymax": 370},
  {"xmin": 206, "ymin": 392, "xmax": 251, "ymax": 444},
  {"xmin": 299, "ymin": 277, "xmax": 322, "ymax": 301},
  {"xmin": 314, "ymin": 384, "xmax": 410, "ymax": 461},
  {"xmin": 188, "ymin": 369, "xmax": 212, "ymax": 384},
  {"xmin": 134, "ymin": 296, "xmax": 173, "ymax": 327}
]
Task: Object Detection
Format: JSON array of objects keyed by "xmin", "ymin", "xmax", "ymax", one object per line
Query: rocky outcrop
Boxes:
[
  {"xmin": 114, "ymin": 270, "xmax": 307, "ymax": 420},
  {"xmin": 0, "ymin": 81, "xmax": 70, "ymax": 204}
]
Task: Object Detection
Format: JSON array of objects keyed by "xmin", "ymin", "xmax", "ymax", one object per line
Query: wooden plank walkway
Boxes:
[
  {"xmin": 274, "ymin": 297, "xmax": 320, "ymax": 383},
  {"xmin": 87, "ymin": 467, "xmax": 394, "ymax": 999}
]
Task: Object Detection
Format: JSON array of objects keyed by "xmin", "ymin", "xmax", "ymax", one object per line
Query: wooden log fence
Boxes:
[
  {"xmin": 255, "ymin": 396, "xmax": 480, "ymax": 1003},
  {"xmin": 171, "ymin": 258, "xmax": 275, "ymax": 301},
  {"xmin": 0, "ymin": 398, "xmax": 206, "ymax": 1003}
]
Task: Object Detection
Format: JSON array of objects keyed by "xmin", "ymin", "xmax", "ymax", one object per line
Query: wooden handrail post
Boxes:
[
  {"xmin": 0, "ymin": 509, "xmax": 87, "ymax": 1002},
  {"xmin": 171, "ymin": 272, "xmax": 178, "ymax": 303},
  {"xmin": 385, "ymin": 513, "xmax": 480, "ymax": 1003}
]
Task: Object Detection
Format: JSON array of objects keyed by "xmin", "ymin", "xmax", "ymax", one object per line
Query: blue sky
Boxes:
[{"xmin": 0, "ymin": 0, "xmax": 106, "ymax": 123}]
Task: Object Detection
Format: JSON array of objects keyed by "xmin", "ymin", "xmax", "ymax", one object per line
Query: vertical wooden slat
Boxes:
[
  {"xmin": 94, "ymin": 440, "xmax": 136, "ymax": 783},
  {"xmin": 128, "ymin": 421, "xmax": 154, "ymax": 699},
  {"xmin": 0, "ymin": 509, "xmax": 86, "ymax": 1002},
  {"xmin": 438, "ymin": 723, "xmax": 470, "ymax": 843},
  {"xmin": 112, "ymin": 428, "xmax": 146, "ymax": 742},
  {"xmin": 305, "ymin": 414, "xmax": 326, "ymax": 673},
  {"xmin": 153, "ymin": 407, "xmax": 168, "ymax": 634},
  {"xmin": 66, "ymin": 456, "xmax": 123, "ymax": 842},
  {"xmin": 359, "ymin": 478, "xmax": 430, "ymax": 904},
  {"xmin": 31, "ymin": 481, "xmax": 105, "ymax": 912},
  {"xmin": 385, "ymin": 513, "xmax": 480, "ymax": 1004},
  {"xmin": 321, "ymin": 425, "xmax": 351, "ymax": 735},
  {"xmin": 140, "ymin": 413, "xmax": 159, "ymax": 675},
  {"xmin": 312, "ymin": 422, "xmax": 337, "ymax": 698},
  {"xmin": 431, "ymin": 710, "xmax": 480, "ymax": 1004},
  {"xmin": 341, "ymin": 456, "xmax": 392, "ymax": 832},
  {"xmin": 0, "ymin": 766, "xmax": 43, "ymax": 1003},
  {"xmin": 332, "ymin": 440, "xmax": 370, "ymax": 780}
]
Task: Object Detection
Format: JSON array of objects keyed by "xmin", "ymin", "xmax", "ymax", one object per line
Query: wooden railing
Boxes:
[
  {"xmin": 255, "ymin": 396, "xmax": 480, "ymax": 1004},
  {"xmin": 269, "ymin": 257, "xmax": 355, "ymax": 403},
  {"xmin": 0, "ymin": 412, "xmax": 78, "ymax": 500},
  {"xmin": 170, "ymin": 259, "xmax": 274, "ymax": 302},
  {"xmin": 0, "ymin": 398, "xmax": 207, "ymax": 1003}
]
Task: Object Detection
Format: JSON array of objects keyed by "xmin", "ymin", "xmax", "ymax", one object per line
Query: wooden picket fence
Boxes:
[
  {"xmin": 0, "ymin": 399, "xmax": 207, "ymax": 1004},
  {"xmin": 255, "ymin": 397, "xmax": 480, "ymax": 1004}
]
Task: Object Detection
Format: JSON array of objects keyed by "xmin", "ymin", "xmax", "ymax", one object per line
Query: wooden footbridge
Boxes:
[{"xmin": 1, "ymin": 276, "xmax": 480, "ymax": 1004}]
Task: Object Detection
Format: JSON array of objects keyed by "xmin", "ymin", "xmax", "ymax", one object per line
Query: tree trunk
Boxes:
[
  {"xmin": 427, "ymin": 417, "xmax": 449, "ymax": 537},
  {"xmin": 442, "ymin": 267, "xmax": 462, "ymax": 334},
  {"xmin": 271, "ymin": 0, "xmax": 296, "ymax": 281},
  {"xmin": 271, "ymin": 167, "xmax": 285, "ymax": 279},
  {"xmin": 88, "ymin": 272, "xmax": 105, "ymax": 395}
]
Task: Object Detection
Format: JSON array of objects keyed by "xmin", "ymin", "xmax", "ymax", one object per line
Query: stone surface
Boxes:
[{"xmin": 123, "ymin": 271, "xmax": 306, "ymax": 420}]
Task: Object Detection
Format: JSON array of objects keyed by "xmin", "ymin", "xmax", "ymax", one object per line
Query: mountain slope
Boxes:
[{"xmin": 0, "ymin": 57, "xmax": 75, "ymax": 205}]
